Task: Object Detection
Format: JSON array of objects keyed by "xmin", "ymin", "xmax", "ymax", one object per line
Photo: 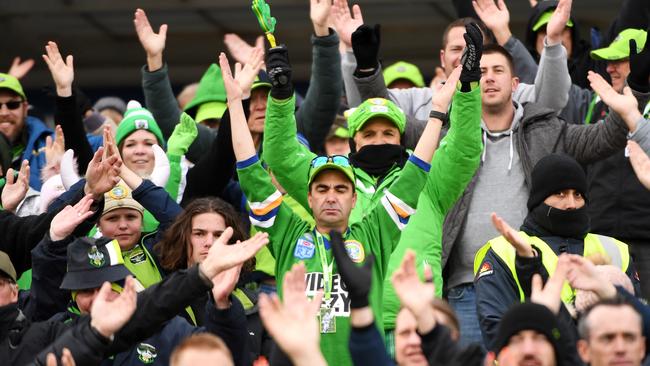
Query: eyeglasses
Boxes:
[
  {"xmin": 0, "ymin": 101, "xmax": 22, "ymax": 110},
  {"xmin": 310, "ymin": 155, "xmax": 351, "ymax": 170}
]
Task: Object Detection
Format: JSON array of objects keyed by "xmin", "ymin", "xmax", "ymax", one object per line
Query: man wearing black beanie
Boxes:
[{"xmin": 474, "ymin": 153, "xmax": 640, "ymax": 350}]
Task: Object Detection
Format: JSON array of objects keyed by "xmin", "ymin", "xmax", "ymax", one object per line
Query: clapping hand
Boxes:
[{"xmin": 1, "ymin": 160, "xmax": 30, "ymax": 213}]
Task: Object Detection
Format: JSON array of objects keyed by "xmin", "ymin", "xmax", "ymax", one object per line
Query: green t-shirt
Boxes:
[{"xmin": 237, "ymin": 156, "xmax": 427, "ymax": 366}]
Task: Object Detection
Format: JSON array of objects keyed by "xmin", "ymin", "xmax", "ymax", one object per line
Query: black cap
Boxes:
[
  {"xmin": 495, "ymin": 303, "xmax": 564, "ymax": 365},
  {"xmin": 60, "ymin": 237, "xmax": 132, "ymax": 290},
  {"xmin": 527, "ymin": 153, "xmax": 587, "ymax": 210}
]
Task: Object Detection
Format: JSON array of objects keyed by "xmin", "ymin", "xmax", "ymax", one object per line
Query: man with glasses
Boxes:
[{"xmin": 0, "ymin": 73, "xmax": 52, "ymax": 190}]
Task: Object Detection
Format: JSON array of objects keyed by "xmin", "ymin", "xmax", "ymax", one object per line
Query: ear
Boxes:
[
  {"xmin": 511, "ymin": 76, "xmax": 520, "ymax": 94},
  {"xmin": 439, "ymin": 49, "xmax": 446, "ymax": 70},
  {"xmin": 351, "ymin": 191, "xmax": 357, "ymax": 208},
  {"xmin": 307, "ymin": 189, "xmax": 314, "ymax": 211},
  {"xmin": 10, "ymin": 283, "xmax": 18, "ymax": 303},
  {"xmin": 576, "ymin": 339, "xmax": 591, "ymax": 363}
]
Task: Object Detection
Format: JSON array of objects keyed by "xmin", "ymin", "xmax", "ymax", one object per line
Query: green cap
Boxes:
[
  {"xmin": 308, "ymin": 155, "xmax": 355, "ymax": 188},
  {"xmin": 195, "ymin": 101, "xmax": 227, "ymax": 123},
  {"xmin": 590, "ymin": 29, "xmax": 647, "ymax": 61},
  {"xmin": 115, "ymin": 100, "xmax": 165, "ymax": 147},
  {"xmin": 383, "ymin": 61, "xmax": 425, "ymax": 88},
  {"xmin": 0, "ymin": 251, "xmax": 17, "ymax": 282},
  {"xmin": 0, "ymin": 73, "xmax": 26, "ymax": 100},
  {"xmin": 184, "ymin": 64, "xmax": 227, "ymax": 119},
  {"xmin": 532, "ymin": 9, "xmax": 574, "ymax": 32},
  {"xmin": 347, "ymin": 98, "xmax": 406, "ymax": 137}
]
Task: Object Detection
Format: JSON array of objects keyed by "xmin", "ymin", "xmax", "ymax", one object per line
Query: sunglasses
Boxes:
[
  {"xmin": 0, "ymin": 101, "xmax": 22, "ymax": 110},
  {"xmin": 310, "ymin": 155, "xmax": 351, "ymax": 170}
]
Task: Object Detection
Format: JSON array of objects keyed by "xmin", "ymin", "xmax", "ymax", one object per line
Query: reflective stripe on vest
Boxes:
[{"xmin": 473, "ymin": 233, "xmax": 630, "ymax": 304}]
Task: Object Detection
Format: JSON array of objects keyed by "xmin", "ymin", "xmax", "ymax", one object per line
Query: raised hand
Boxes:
[
  {"xmin": 310, "ymin": 0, "xmax": 332, "ymax": 37},
  {"xmin": 219, "ymin": 52, "xmax": 244, "ymax": 103},
  {"xmin": 391, "ymin": 250, "xmax": 436, "ymax": 333},
  {"xmin": 199, "ymin": 227, "xmax": 269, "ymax": 279},
  {"xmin": 628, "ymin": 140, "xmax": 650, "ymax": 190},
  {"xmin": 224, "ymin": 33, "xmax": 265, "ymax": 66},
  {"xmin": 588, "ymin": 71, "xmax": 641, "ymax": 131},
  {"xmin": 49, "ymin": 194, "xmax": 95, "ymax": 241},
  {"xmin": 45, "ymin": 125, "xmax": 65, "ymax": 167},
  {"xmin": 259, "ymin": 263, "xmax": 325, "ymax": 365},
  {"xmin": 530, "ymin": 254, "xmax": 569, "ymax": 314},
  {"xmin": 431, "ymin": 65, "xmax": 461, "ymax": 113},
  {"xmin": 351, "ymin": 24, "xmax": 380, "ymax": 72},
  {"xmin": 429, "ymin": 66, "xmax": 447, "ymax": 91},
  {"xmin": 8, "ymin": 57, "xmax": 35, "ymax": 80},
  {"xmin": 628, "ymin": 34, "xmax": 650, "ymax": 93},
  {"xmin": 90, "ymin": 276, "xmax": 137, "ymax": 337},
  {"xmin": 491, "ymin": 212, "xmax": 535, "ymax": 257},
  {"xmin": 472, "ymin": 0, "xmax": 511, "ymax": 45},
  {"xmin": 234, "ymin": 46, "xmax": 264, "ymax": 99},
  {"xmin": 330, "ymin": 230, "xmax": 374, "ymax": 309},
  {"xmin": 167, "ymin": 112, "xmax": 198, "ymax": 156},
  {"xmin": 1, "ymin": 160, "xmax": 30, "ymax": 212},
  {"xmin": 84, "ymin": 142, "xmax": 122, "ymax": 199},
  {"xmin": 545, "ymin": 0, "xmax": 572, "ymax": 46},
  {"xmin": 566, "ymin": 254, "xmax": 617, "ymax": 299},
  {"xmin": 460, "ymin": 22, "xmax": 483, "ymax": 84},
  {"xmin": 133, "ymin": 8, "xmax": 167, "ymax": 71},
  {"xmin": 211, "ymin": 263, "xmax": 242, "ymax": 309},
  {"xmin": 331, "ymin": 0, "xmax": 364, "ymax": 49},
  {"xmin": 42, "ymin": 41, "xmax": 74, "ymax": 97},
  {"xmin": 265, "ymin": 45, "xmax": 293, "ymax": 100}
]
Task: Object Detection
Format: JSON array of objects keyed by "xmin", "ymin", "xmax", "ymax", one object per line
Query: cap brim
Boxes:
[
  {"xmin": 354, "ymin": 113, "xmax": 403, "ymax": 136},
  {"xmin": 590, "ymin": 47, "xmax": 629, "ymax": 60},
  {"xmin": 196, "ymin": 101, "xmax": 227, "ymax": 122},
  {"xmin": 60, "ymin": 265, "xmax": 131, "ymax": 290},
  {"xmin": 309, "ymin": 163, "xmax": 355, "ymax": 187},
  {"xmin": 251, "ymin": 82, "xmax": 272, "ymax": 92}
]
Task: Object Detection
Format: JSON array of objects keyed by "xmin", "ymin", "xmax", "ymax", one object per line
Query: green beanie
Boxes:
[
  {"xmin": 347, "ymin": 98, "xmax": 406, "ymax": 137},
  {"xmin": 115, "ymin": 100, "xmax": 165, "ymax": 147},
  {"xmin": 184, "ymin": 63, "xmax": 228, "ymax": 122}
]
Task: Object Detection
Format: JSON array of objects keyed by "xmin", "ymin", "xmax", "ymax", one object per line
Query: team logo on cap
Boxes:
[
  {"xmin": 396, "ymin": 66, "xmax": 407, "ymax": 72},
  {"xmin": 344, "ymin": 240, "xmax": 365, "ymax": 263},
  {"xmin": 108, "ymin": 185, "xmax": 128, "ymax": 200},
  {"xmin": 88, "ymin": 246, "xmax": 105, "ymax": 268},
  {"xmin": 137, "ymin": 343, "xmax": 157, "ymax": 364},
  {"xmin": 0, "ymin": 77, "xmax": 5, "ymax": 82},
  {"xmin": 134, "ymin": 119, "xmax": 149, "ymax": 129}
]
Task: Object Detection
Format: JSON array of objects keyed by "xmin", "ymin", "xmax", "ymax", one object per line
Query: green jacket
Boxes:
[
  {"xmin": 237, "ymin": 149, "xmax": 428, "ymax": 366},
  {"xmin": 382, "ymin": 86, "xmax": 482, "ymax": 330}
]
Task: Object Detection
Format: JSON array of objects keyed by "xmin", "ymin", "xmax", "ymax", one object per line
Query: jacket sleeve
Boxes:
[
  {"xmin": 132, "ymin": 179, "xmax": 182, "ymax": 234},
  {"xmin": 503, "ymin": 36, "xmax": 539, "ymax": 85},
  {"xmin": 474, "ymin": 248, "xmax": 521, "ymax": 351},
  {"xmin": 341, "ymin": 50, "xmax": 364, "ymax": 107},
  {"xmin": 181, "ymin": 102, "xmax": 240, "ymax": 207},
  {"xmin": 25, "ymin": 234, "xmax": 74, "ymax": 321},
  {"xmin": 513, "ymin": 42, "xmax": 570, "ymax": 113},
  {"xmin": 31, "ymin": 316, "xmax": 113, "ymax": 366},
  {"xmin": 514, "ymin": 248, "xmax": 549, "ymax": 299},
  {"xmin": 421, "ymin": 325, "xmax": 471, "ymax": 365},
  {"xmin": 141, "ymin": 63, "xmax": 215, "ymax": 164},
  {"xmin": 107, "ymin": 265, "xmax": 213, "ymax": 354},
  {"xmin": 202, "ymin": 295, "xmax": 250, "ymax": 366},
  {"xmin": 55, "ymin": 93, "xmax": 94, "ymax": 174},
  {"xmin": 295, "ymin": 29, "xmax": 342, "ymax": 155},
  {"xmin": 348, "ymin": 323, "xmax": 395, "ymax": 366},
  {"xmin": 617, "ymin": 285, "xmax": 650, "ymax": 352},
  {"xmin": 262, "ymin": 95, "xmax": 317, "ymax": 211},
  {"xmin": 562, "ymin": 89, "xmax": 650, "ymax": 164}
]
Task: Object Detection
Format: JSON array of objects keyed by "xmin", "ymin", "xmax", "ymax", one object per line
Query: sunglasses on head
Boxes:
[
  {"xmin": 0, "ymin": 101, "xmax": 22, "ymax": 110},
  {"xmin": 310, "ymin": 155, "xmax": 351, "ymax": 170}
]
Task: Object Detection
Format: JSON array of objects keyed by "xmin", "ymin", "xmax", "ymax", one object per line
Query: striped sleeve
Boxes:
[
  {"xmin": 380, "ymin": 190, "xmax": 417, "ymax": 230},
  {"xmin": 237, "ymin": 155, "xmax": 284, "ymax": 229},
  {"xmin": 248, "ymin": 190, "xmax": 283, "ymax": 228}
]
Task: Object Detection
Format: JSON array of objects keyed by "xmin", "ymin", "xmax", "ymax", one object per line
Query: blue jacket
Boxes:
[{"xmin": 20, "ymin": 116, "xmax": 53, "ymax": 191}]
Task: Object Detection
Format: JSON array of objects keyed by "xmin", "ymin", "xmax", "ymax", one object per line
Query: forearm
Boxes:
[
  {"xmin": 132, "ymin": 180, "xmax": 182, "ymax": 228},
  {"xmin": 349, "ymin": 319, "xmax": 395, "ymax": 366},
  {"xmin": 33, "ymin": 318, "xmax": 112, "ymax": 366},
  {"xmin": 533, "ymin": 40, "xmax": 571, "ymax": 111},
  {"xmin": 204, "ymin": 295, "xmax": 250, "ymax": 366},
  {"xmin": 55, "ymin": 94, "xmax": 94, "ymax": 173},
  {"xmin": 342, "ymin": 49, "xmax": 364, "ymax": 107},
  {"xmin": 503, "ymin": 36, "xmax": 539, "ymax": 84},
  {"xmin": 411, "ymin": 118, "xmax": 442, "ymax": 164},
  {"xmin": 141, "ymin": 63, "xmax": 181, "ymax": 139},
  {"xmin": 228, "ymin": 97, "xmax": 256, "ymax": 161}
]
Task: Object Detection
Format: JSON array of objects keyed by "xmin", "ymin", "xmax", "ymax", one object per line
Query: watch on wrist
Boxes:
[{"xmin": 429, "ymin": 110, "xmax": 448, "ymax": 123}]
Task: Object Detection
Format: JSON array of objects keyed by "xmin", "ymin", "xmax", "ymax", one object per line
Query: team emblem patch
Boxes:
[
  {"xmin": 344, "ymin": 240, "xmax": 365, "ymax": 263},
  {"xmin": 108, "ymin": 185, "xmax": 128, "ymax": 200},
  {"xmin": 476, "ymin": 261, "xmax": 493, "ymax": 280},
  {"xmin": 134, "ymin": 119, "xmax": 149, "ymax": 129},
  {"xmin": 294, "ymin": 235, "xmax": 315, "ymax": 260},
  {"xmin": 129, "ymin": 248, "xmax": 147, "ymax": 265},
  {"xmin": 137, "ymin": 343, "xmax": 157, "ymax": 364},
  {"xmin": 88, "ymin": 246, "xmax": 105, "ymax": 268}
]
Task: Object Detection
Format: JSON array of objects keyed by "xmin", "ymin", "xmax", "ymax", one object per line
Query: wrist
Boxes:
[
  {"xmin": 215, "ymin": 296, "xmax": 232, "ymax": 310},
  {"xmin": 90, "ymin": 319, "xmax": 114, "ymax": 340},
  {"xmin": 56, "ymin": 86, "xmax": 72, "ymax": 97},
  {"xmin": 146, "ymin": 55, "xmax": 163, "ymax": 72},
  {"xmin": 313, "ymin": 23, "xmax": 329, "ymax": 37},
  {"xmin": 493, "ymin": 28, "xmax": 512, "ymax": 46},
  {"xmin": 545, "ymin": 34, "xmax": 561, "ymax": 47},
  {"xmin": 49, "ymin": 229, "xmax": 65, "ymax": 242},
  {"xmin": 350, "ymin": 307, "xmax": 374, "ymax": 327},
  {"xmin": 597, "ymin": 283, "xmax": 617, "ymax": 299}
]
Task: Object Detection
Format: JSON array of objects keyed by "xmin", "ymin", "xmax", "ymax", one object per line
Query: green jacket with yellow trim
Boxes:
[{"xmin": 474, "ymin": 229, "xmax": 638, "ymax": 350}]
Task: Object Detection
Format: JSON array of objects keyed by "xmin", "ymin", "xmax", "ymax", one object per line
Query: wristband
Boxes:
[{"xmin": 429, "ymin": 110, "xmax": 448, "ymax": 124}]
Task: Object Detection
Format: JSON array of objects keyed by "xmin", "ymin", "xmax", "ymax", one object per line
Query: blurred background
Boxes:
[{"xmin": 0, "ymin": 0, "xmax": 624, "ymax": 106}]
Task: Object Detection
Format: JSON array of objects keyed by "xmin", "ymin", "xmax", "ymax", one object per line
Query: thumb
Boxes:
[
  {"xmin": 159, "ymin": 24, "xmax": 168, "ymax": 38},
  {"xmin": 623, "ymin": 86, "xmax": 634, "ymax": 98},
  {"xmin": 255, "ymin": 35, "xmax": 265, "ymax": 49},
  {"xmin": 531, "ymin": 273, "xmax": 543, "ymax": 296}
]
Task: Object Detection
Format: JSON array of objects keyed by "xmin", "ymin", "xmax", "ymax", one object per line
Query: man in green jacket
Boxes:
[{"xmin": 263, "ymin": 24, "xmax": 484, "ymax": 342}]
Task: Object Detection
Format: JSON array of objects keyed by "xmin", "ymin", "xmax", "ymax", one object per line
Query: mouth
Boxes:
[
  {"xmin": 132, "ymin": 159, "xmax": 149, "ymax": 165},
  {"xmin": 484, "ymin": 87, "xmax": 499, "ymax": 94}
]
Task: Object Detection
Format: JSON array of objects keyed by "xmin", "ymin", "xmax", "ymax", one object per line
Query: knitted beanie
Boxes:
[
  {"xmin": 115, "ymin": 100, "xmax": 165, "ymax": 147},
  {"xmin": 527, "ymin": 153, "xmax": 588, "ymax": 210}
]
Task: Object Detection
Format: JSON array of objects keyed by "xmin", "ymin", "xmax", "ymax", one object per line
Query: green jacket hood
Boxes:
[{"xmin": 184, "ymin": 63, "xmax": 227, "ymax": 118}]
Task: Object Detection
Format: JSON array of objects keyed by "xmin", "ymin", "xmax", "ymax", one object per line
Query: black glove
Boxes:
[
  {"xmin": 460, "ymin": 22, "xmax": 483, "ymax": 85},
  {"xmin": 266, "ymin": 45, "xmax": 294, "ymax": 100},
  {"xmin": 628, "ymin": 35, "xmax": 650, "ymax": 93},
  {"xmin": 330, "ymin": 230, "xmax": 374, "ymax": 309},
  {"xmin": 352, "ymin": 24, "xmax": 381, "ymax": 74}
]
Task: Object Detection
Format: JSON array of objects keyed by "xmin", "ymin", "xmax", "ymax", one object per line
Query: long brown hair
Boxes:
[{"xmin": 155, "ymin": 197, "xmax": 249, "ymax": 272}]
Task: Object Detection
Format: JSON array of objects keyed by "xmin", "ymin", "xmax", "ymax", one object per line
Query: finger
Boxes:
[
  {"xmin": 62, "ymin": 348, "xmax": 75, "ymax": 366},
  {"xmin": 215, "ymin": 226, "xmax": 234, "ymax": 246},
  {"xmin": 159, "ymin": 24, "xmax": 168, "ymax": 38},
  {"xmin": 255, "ymin": 35, "xmax": 265, "ymax": 50},
  {"xmin": 423, "ymin": 263, "xmax": 434, "ymax": 283},
  {"xmin": 66, "ymin": 55, "xmax": 74, "ymax": 70},
  {"xmin": 531, "ymin": 273, "xmax": 543, "ymax": 296},
  {"xmin": 351, "ymin": 4, "xmax": 363, "ymax": 21},
  {"xmin": 445, "ymin": 65, "xmax": 462, "ymax": 89},
  {"xmin": 97, "ymin": 280, "xmax": 112, "ymax": 301},
  {"xmin": 310, "ymin": 291, "xmax": 324, "ymax": 315},
  {"xmin": 235, "ymin": 62, "xmax": 243, "ymax": 77},
  {"xmin": 20, "ymin": 161, "xmax": 30, "ymax": 183},
  {"xmin": 497, "ymin": 0, "xmax": 507, "ymax": 11},
  {"xmin": 5, "ymin": 168, "xmax": 15, "ymax": 185},
  {"xmin": 46, "ymin": 135, "xmax": 53, "ymax": 149},
  {"xmin": 46, "ymin": 353, "xmax": 57, "ymax": 366}
]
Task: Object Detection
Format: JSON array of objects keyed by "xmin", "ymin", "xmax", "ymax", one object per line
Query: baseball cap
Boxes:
[
  {"xmin": 308, "ymin": 155, "xmax": 355, "ymax": 188},
  {"xmin": 590, "ymin": 29, "xmax": 647, "ymax": 61},
  {"xmin": 532, "ymin": 9, "xmax": 574, "ymax": 32},
  {"xmin": 252, "ymin": 71, "xmax": 273, "ymax": 92},
  {"xmin": 0, "ymin": 251, "xmax": 17, "ymax": 282},
  {"xmin": 102, "ymin": 183, "xmax": 145, "ymax": 217},
  {"xmin": 347, "ymin": 98, "xmax": 406, "ymax": 137},
  {"xmin": 0, "ymin": 73, "xmax": 26, "ymax": 100},
  {"xmin": 60, "ymin": 237, "xmax": 132, "ymax": 290},
  {"xmin": 195, "ymin": 101, "xmax": 227, "ymax": 123},
  {"xmin": 383, "ymin": 61, "xmax": 425, "ymax": 88}
]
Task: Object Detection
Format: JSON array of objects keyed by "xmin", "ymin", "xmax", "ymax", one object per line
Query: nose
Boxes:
[
  {"xmin": 118, "ymin": 218, "xmax": 129, "ymax": 229},
  {"xmin": 606, "ymin": 62, "xmax": 617, "ymax": 74},
  {"xmin": 564, "ymin": 195, "xmax": 578, "ymax": 210},
  {"xmin": 406, "ymin": 331, "xmax": 421, "ymax": 346}
]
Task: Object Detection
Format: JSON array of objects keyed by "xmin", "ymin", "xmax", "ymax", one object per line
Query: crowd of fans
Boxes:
[{"xmin": 0, "ymin": 0, "xmax": 650, "ymax": 365}]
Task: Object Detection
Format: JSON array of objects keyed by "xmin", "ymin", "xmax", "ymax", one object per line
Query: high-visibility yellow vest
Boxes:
[{"xmin": 473, "ymin": 233, "xmax": 630, "ymax": 304}]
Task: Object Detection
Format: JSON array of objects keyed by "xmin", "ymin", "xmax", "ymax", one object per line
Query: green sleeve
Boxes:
[
  {"xmin": 164, "ymin": 154, "xmax": 182, "ymax": 201},
  {"xmin": 236, "ymin": 156, "xmax": 308, "ymax": 259},
  {"xmin": 262, "ymin": 95, "xmax": 317, "ymax": 211},
  {"xmin": 424, "ymin": 85, "xmax": 482, "ymax": 214}
]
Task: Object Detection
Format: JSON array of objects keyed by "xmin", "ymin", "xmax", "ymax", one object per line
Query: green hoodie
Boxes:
[{"xmin": 184, "ymin": 64, "xmax": 227, "ymax": 121}]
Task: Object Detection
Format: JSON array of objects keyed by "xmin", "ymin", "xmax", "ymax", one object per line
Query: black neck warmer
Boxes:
[{"xmin": 349, "ymin": 144, "xmax": 409, "ymax": 177}]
